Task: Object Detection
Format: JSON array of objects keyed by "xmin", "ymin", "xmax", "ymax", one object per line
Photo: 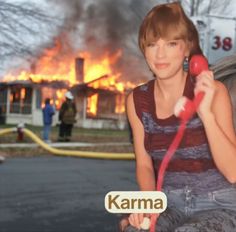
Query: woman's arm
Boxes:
[
  {"xmin": 196, "ymin": 72, "xmax": 236, "ymax": 183},
  {"xmin": 126, "ymin": 92, "xmax": 156, "ymax": 191},
  {"xmin": 126, "ymin": 92, "xmax": 156, "ymax": 230}
]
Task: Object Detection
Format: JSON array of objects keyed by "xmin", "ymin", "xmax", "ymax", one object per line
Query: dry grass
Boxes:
[{"xmin": 0, "ymin": 124, "xmax": 134, "ymax": 157}]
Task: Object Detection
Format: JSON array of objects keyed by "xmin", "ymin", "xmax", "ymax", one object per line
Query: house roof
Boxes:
[
  {"xmin": 0, "ymin": 80, "xmax": 69, "ymax": 89},
  {"xmin": 71, "ymin": 74, "xmax": 124, "ymax": 94}
]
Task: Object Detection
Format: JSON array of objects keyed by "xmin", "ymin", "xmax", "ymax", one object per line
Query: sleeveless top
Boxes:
[{"xmin": 133, "ymin": 75, "xmax": 232, "ymax": 195}]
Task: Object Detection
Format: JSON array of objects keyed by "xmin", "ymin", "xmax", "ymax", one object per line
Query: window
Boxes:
[{"xmin": 10, "ymin": 86, "xmax": 32, "ymax": 114}]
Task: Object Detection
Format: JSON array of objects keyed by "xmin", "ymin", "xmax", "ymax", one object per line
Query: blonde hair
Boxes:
[{"xmin": 138, "ymin": 2, "xmax": 202, "ymax": 58}]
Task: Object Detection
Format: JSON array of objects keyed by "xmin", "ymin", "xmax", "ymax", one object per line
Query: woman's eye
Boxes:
[
  {"xmin": 147, "ymin": 42, "xmax": 155, "ymax": 47},
  {"xmin": 168, "ymin": 41, "xmax": 178, "ymax": 47}
]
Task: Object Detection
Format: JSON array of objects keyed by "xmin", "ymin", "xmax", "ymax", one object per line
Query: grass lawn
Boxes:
[{"xmin": 0, "ymin": 124, "xmax": 134, "ymax": 157}]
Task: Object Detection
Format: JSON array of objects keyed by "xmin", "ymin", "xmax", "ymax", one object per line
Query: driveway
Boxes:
[{"xmin": 0, "ymin": 156, "xmax": 138, "ymax": 232}]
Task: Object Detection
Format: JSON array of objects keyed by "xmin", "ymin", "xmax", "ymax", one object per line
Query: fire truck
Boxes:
[{"xmin": 191, "ymin": 15, "xmax": 236, "ymax": 65}]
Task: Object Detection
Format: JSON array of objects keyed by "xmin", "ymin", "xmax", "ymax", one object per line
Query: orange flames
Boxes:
[
  {"xmin": 4, "ymin": 38, "xmax": 123, "ymax": 86},
  {"xmin": 3, "ymin": 37, "xmax": 134, "ymax": 116},
  {"xmin": 87, "ymin": 93, "xmax": 98, "ymax": 116},
  {"xmin": 4, "ymin": 39, "xmax": 76, "ymax": 85}
]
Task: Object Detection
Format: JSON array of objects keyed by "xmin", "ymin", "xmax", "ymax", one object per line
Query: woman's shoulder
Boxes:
[
  {"xmin": 133, "ymin": 79, "xmax": 155, "ymax": 93},
  {"xmin": 212, "ymin": 79, "xmax": 232, "ymax": 116},
  {"xmin": 130, "ymin": 79, "xmax": 154, "ymax": 103},
  {"xmin": 214, "ymin": 79, "xmax": 230, "ymax": 97},
  {"xmin": 127, "ymin": 79, "xmax": 154, "ymax": 102},
  {"xmin": 127, "ymin": 79, "xmax": 155, "ymax": 117}
]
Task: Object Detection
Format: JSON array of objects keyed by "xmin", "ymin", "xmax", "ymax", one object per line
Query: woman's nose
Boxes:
[{"xmin": 156, "ymin": 46, "xmax": 166, "ymax": 58}]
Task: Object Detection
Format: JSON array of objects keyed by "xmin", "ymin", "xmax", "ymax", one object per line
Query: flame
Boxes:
[
  {"xmin": 79, "ymin": 50, "xmax": 122, "ymax": 82},
  {"xmin": 3, "ymin": 37, "xmax": 134, "ymax": 116},
  {"xmin": 4, "ymin": 38, "xmax": 76, "ymax": 85},
  {"xmin": 3, "ymin": 39, "xmax": 124, "ymax": 89},
  {"xmin": 10, "ymin": 93, "xmax": 13, "ymax": 103},
  {"xmin": 87, "ymin": 93, "xmax": 98, "ymax": 116},
  {"xmin": 115, "ymin": 94, "xmax": 125, "ymax": 114},
  {"xmin": 40, "ymin": 87, "xmax": 67, "ymax": 110},
  {"xmin": 20, "ymin": 88, "xmax": 26, "ymax": 100}
]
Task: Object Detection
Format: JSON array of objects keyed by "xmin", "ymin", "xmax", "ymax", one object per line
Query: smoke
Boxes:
[
  {"xmin": 46, "ymin": 0, "xmax": 154, "ymax": 84},
  {"xmin": 0, "ymin": 0, "xmax": 63, "ymax": 76},
  {"xmin": 2, "ymin": 0, "xmax": 236, "ymax": 83},
  {"xmin": 0, "ymin": 0, "xmax": 157, "ymax": 83}
]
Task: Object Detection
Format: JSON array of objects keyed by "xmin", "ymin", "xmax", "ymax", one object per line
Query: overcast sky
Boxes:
[{"xmin": 1, "ymin": 0, "xmax": 236, "ymax": 83}]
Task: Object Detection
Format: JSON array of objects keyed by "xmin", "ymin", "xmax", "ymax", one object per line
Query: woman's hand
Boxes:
[
  {"xmin": 194, "ymin": 70, "xmax": 216, "ymax": 120},
  {"xmin": 128, "ymin": 213, "xmax": 144, "ymax": 229},
  {"xmin": 128, "ymin": 213, "xmax": 154, "ymax": 230}
]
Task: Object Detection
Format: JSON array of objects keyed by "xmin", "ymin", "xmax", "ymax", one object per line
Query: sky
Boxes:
[
  {"xmin": 0, "ymin": 0, "xmax": 153, "ymax": 83},
  {"xmin": 1, "ymin": 0, "xmax": 236, "ymax": 83}
]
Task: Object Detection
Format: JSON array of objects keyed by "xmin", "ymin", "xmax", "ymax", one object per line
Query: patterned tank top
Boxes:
[{"xmin": 133, "ymin": 75, "xmax": 232, "ymax": 194}]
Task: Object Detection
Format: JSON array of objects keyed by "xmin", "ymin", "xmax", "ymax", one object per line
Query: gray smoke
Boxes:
[
  {"xmin": 0, "ymin": 0, "xmax": 169, "ymax": 83},
  {"xmin": 0, "ymin": 0, "xmax": 63, "ymax": 76},
  {"xmin": 2, "ymin": 0, "xmax": 236, "ymax": 83},
  {"xmin": 46, "ymin": 0, "xmax": 155, "ymax": 84}
]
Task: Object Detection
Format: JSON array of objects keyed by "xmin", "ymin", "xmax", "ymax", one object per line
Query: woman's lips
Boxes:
[{"xmin": 155, "ymin": 63, "xmax": 169, "ymax": 69}]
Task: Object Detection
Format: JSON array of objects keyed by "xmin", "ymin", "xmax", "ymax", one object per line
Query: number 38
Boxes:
[{"xmin": 212, "ymin": 36, "xmax": 232, "ymax": 51}]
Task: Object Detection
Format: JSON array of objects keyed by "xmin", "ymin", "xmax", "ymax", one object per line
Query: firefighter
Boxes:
[{"xmin": 58, "ymin": 91, "xmax": 77, "ymax": 142}]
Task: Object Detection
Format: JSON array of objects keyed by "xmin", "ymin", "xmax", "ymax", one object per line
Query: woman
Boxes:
[{"xmin": 124, "ymin": 2, "xmax": 236, "ymax": 232}]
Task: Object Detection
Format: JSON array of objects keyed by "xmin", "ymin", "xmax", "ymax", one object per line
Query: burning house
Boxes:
[
  {"xmin": 0, "ymin": 79, "xmax": 68, "ymax": 126},
  {"xmin": 71, "ymin": 57, "xmax": 128, "ymax": 129},
  {"xmin": 0, "ymin": 77, "xmax": 127, "ymax": 129},
  {"xmin": 0, "ymin": 43, "xmax": 133, "ymax": 129},
  {"xmin": 72, "ymin": 75, "xmax": 127, "ymax": 129}
]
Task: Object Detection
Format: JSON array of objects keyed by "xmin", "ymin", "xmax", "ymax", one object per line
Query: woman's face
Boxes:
[{"xmin": 144, "ymin": 38, "xmax": 189, "ymax": 80}]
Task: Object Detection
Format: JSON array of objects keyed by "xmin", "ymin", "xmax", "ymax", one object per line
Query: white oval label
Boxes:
[{"xmin": 104, "ymin": 191, "xmax": 167, "ymax": 213}]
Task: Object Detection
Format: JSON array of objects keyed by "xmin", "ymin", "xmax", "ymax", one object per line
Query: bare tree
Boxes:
[
  {"xmin": 0, "ymin": 0, "xmax": 61, "ymax": 74},
  {"xmin": 0, "ymin": 0, "xmax": 235, "ymax": 82},
  {"xmin": 180, "ymin": 0, "xmax": 234, "ymax": 16},
  {"xmin": 205, "ymin": 0, "xmax": 232, "ymax": 14}
]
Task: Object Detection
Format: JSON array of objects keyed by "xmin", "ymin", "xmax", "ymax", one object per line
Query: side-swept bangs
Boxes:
[{"xmin": 139, "ymin": 2, "xmax": 202, "ymax": 57}]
